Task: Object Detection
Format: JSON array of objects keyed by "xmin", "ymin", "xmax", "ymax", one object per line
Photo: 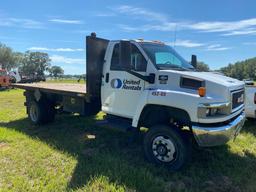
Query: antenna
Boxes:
[{"xmin": 173, "ymin": 24, "xmax": 177, "ymax": 49}]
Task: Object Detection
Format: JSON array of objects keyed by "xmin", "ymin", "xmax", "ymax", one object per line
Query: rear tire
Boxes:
[
  {"xmin": 143, "ymin": 125, "xmax": 191, "ymax": 171},
  {"xmin": 83, "ymin": 101, "xmax": 101, "ymax": 116},
  {"xmin": 28, "ymin": 100, "xmax": 55, "ymax": 124}
]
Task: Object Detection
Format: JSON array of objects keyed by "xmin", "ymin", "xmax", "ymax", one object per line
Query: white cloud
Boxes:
[
  {"xmin": 206, "ymin": 44, "xmax": 231, "ymax": 51},
  {"xmin": 95, "ymin": 13, "xmax": 116, "ymax": 17},
  {"xmin": 168, "ymin": 39, "xmax": 205, "ymax": 48},
  {"xmin": 243, "ymin": 42, "xmax": 256, "ymax": 45},
  {"xmin": 117, "ymin": 24, "xmax": 138, "ymax": 32},
  {"xmin": 114, "ymin": 5, "xmax": 167, "ymax": 22},
  {"xmin": 29, "ymin": 47, "xmax": 83, "ymax": 52},
  {"xmin": 120, "ymin": 17, "xmax": 256, "ymax": 34},
  {"xmin": 167, "ymin": 39, "xmax": 232, "ymax": 52},
  {"xmin": 114, "ymin": 5, "xmax": 256, "ymax": 36},
  {"xmin": 0, "ymin": 17, "xmax": 43, "ymax": 29},
  {"xmin": 188, "ymin": 18, "xmax": 256, "ymax": 32},
  {"xmin": 118, "ymin": 23, "xmax": 177, "ymax": 32},
  {"xmin": 49, "ymin": 19, "xmax": 82, "ymax": 24},
  {"xmin": 50, "ymin": 55, "xmax": 85, "ymax": 65},
  {"xmin": 222, "ymin": 29, "xmax": 256, "ymax": 36},
  {"xmin": 167, "ymin": 40, "xmax": 231, "ymax": 51}
]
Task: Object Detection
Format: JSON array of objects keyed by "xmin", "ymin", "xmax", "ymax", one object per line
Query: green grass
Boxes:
[{"xmin": 0, "ymin": 89, "xmax": 256, "ymax": 192}]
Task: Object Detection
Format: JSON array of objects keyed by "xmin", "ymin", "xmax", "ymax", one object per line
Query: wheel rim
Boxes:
[
  {"xmin": 152, "ymin": 136, "xmax": 177, "ymax": 163},
  {"xmin": 30, "ymin": 104, "xmax": 38, "ymax": 122}
]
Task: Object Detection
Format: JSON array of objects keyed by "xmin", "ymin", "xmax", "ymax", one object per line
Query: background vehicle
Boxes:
[
  {"xmin": 245, "ymin": 85, "xmax": 256, "ymax": 118},
  {"xmin": 9, "ymin": 70, "xmax": 22, "ymax": 83},
  {"xmin": 243, "ymin": 79, "xmax": 254, "ymax": 86},
  {"xmin": 13, "ymin": 33, "xmax": 246, "ymax": 170},
  {"xmin": 9, "ymin": 70, "xmax": 46, "ymax": 83},
  {"xmin": 19, "ymin": 74, "xmax": 46, "ymax": 83},
  {"xmin": 0, "ymin": 69, "xmax": 10, "ymax": 89}
]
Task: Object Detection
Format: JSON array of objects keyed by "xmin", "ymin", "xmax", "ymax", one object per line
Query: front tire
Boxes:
[{"xmin": 143, "ymin": 125, "xmax": 191, "ymax": 171}]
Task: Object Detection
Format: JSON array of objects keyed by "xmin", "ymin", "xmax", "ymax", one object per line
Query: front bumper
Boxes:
[{"xmin": 192, "ymin": 112, "xmax": 246, "ymax": 147}]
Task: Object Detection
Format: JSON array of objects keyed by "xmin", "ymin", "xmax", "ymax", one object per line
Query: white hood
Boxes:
[{"xmin": 161, "ymin": 70, "xmax": 244, "ymax": 91}]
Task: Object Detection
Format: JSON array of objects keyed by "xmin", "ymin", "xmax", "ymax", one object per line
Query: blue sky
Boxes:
[{"xmin": 1, "ymin": 0, "xmax": 256, "ymax": 74}]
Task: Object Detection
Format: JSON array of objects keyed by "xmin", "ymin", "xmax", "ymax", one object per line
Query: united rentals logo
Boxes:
[
  {"xmin": 111, "ymin": 78, "xmax": 141, "ymax": 90},
  {"xmin": 111, "ymin": 78, "xmax": 123, "ymax": 89}
]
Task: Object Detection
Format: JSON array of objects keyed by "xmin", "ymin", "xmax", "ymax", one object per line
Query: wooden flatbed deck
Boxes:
[{"xmin": 13, "ymin": 83, "xmax": 87, "ymax": 97}]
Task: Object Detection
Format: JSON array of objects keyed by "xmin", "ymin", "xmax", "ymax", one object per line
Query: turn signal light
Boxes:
[{"xmin": 198, "ymin": 87, "xmax": 206, "ymax": 97}]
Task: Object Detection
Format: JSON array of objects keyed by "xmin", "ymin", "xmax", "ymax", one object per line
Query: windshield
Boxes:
[{"xmin": 140, "ymin": 43, "xmax": 194, "ymax": 71}]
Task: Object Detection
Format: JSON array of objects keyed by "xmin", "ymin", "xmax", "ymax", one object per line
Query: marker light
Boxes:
[
  {"xmin": 152, "ymin": 40, "xmax": 164, "ymax": 44},
  {"xmin": 198, "ymin": 87, "xmax": 206, "ymax": 97}
]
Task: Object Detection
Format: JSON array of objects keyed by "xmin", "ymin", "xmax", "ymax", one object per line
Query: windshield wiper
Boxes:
[
  {"xmin": 188, "ymin": 67, "xmax": 196, "ymax": 71},
  {"xmin": 159, "ymin": 64, "xmax": 191, "ymax": 71}
]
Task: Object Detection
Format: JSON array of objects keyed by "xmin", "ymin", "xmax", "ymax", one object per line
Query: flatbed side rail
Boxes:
[{"xmin": 12, "ymin": 83, "xmax": 88, "ymax": 98}]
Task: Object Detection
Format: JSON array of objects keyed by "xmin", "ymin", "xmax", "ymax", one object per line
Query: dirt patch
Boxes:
[
  {"xmin": 81, "ymin": 142, "xmax": 107, "ymax": 157},
  {"xmin": 164, "ymin": 176, "xmax": 241, "ymax": 192},
  {"xmin": 81, "ymin": 148, "xmax": 98, "ymax": 157},
  {"xmin": 164, "ymin": 180, "xmax": 187, "ymax": 192},
  {"xmin": 202, "ymin": 176, "xmax": 241, "ymax": 192},
  {"xmin": 164, "ymin": 177, "xmax": 193, "ymax": 192},
  {"xmin": 0, "ymin": 142, "xmax": 9, "ymax": 149}
]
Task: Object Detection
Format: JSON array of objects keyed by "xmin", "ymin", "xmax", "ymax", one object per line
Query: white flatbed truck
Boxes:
[{"xmin": 13, "ymin": 33, "xmax": 246, "ymax": 170}]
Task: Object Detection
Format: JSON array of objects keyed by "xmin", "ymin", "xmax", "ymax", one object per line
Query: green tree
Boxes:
[
  {"xmin": 20, "ymin": 51, "xmax": 51, "ymax": 76},
  {"xmin": 0, "ymin": 43, "xmax": 23, "ymax": 70},
  {"xmin": 49, "ymin": 66, "xmax": 64, "ymax": 78},
  {"xmin": 10, "ymin": 52, "xmax": 24, "ymax": 69},
  {"xmin": 196, "ymin": 62, "xmax": 210, "ymax": 72},
  {"xmin": 220, "ymin": 57, "xmax": 256, "ymax": 80}
]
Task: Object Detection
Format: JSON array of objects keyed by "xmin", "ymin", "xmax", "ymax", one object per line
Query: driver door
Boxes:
[{"xmin": 101, "ymin": 42, "xmax": 147, "ymax": 118}]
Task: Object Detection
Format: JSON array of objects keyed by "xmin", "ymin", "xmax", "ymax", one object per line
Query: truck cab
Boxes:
[
  {"xmin": 99, "ymin": 36, "xmax": 245, "ymax": 169},
  {"xmin": 15, "ymin": 33, "xmax": 246, "ymax": 170}
]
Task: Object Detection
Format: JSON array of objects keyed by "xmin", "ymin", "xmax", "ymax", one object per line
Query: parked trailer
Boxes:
[
  {"xmin": 0, "ymin": 69, "xmax": 10, "ymax": 89},
  {"xmin": 13, "ymin": 33, "xmax": 246, "ymax": 170}
]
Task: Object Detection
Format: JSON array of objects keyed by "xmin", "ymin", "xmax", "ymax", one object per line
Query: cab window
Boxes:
[
  {"xmin": 110, "ymin": 43, "xmax": 120, "ymax": 70},
  {"xmin": 131, "ymin": 45, "xmax": 147, "ymax": 71},
  {"xmin": 110, "ymin": 43, "xmax": 147, "ymax": 72}
]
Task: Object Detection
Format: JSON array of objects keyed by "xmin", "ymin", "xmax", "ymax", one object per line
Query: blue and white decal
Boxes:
[
  {"xmin": 111, "ymin": 78, "xmax": 123, "ymax": 89},
  {"xmin": 110, "ymin": 78, "xmax": 142, "ymax": 90}
]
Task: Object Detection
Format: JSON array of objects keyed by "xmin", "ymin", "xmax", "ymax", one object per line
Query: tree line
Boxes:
[
  {"xmin": 0, "ymin": 43, "xmax": 64, "ymax": 78},
  {"xmin": 195, "ymin": 59, "xmax": 256, "ymax": 81},
  {"xmin": 219, "ymin": 57, "xmax": 256, "ymax": 80}
]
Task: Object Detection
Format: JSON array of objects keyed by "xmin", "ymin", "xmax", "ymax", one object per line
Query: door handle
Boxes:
[{"xmin": 105, "ymin": 73, "xmax": 109, "ymax": 83}]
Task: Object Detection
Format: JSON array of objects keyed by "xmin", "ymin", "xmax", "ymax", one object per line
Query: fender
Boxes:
[{"xmin": 132, "ymin": 89, "xmax": 199, "ymax": 127}]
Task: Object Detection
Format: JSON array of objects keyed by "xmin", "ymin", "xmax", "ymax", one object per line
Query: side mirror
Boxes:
[
  {"xmin": 120, "ymin": 40, "xmax": 131, "ymax": 70},
  {"xmin": 191, "ymin": 55, "xmax": 197, "ymax": 68}
]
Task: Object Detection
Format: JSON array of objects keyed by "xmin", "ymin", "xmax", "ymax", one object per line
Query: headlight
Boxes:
[
  {"xmin": 205, "ymin": 108, "xmax": 219, "ymax": 116},
  {"xmin": 198, "ymin": 102, "xmax": 230, "ymax": 118}
]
